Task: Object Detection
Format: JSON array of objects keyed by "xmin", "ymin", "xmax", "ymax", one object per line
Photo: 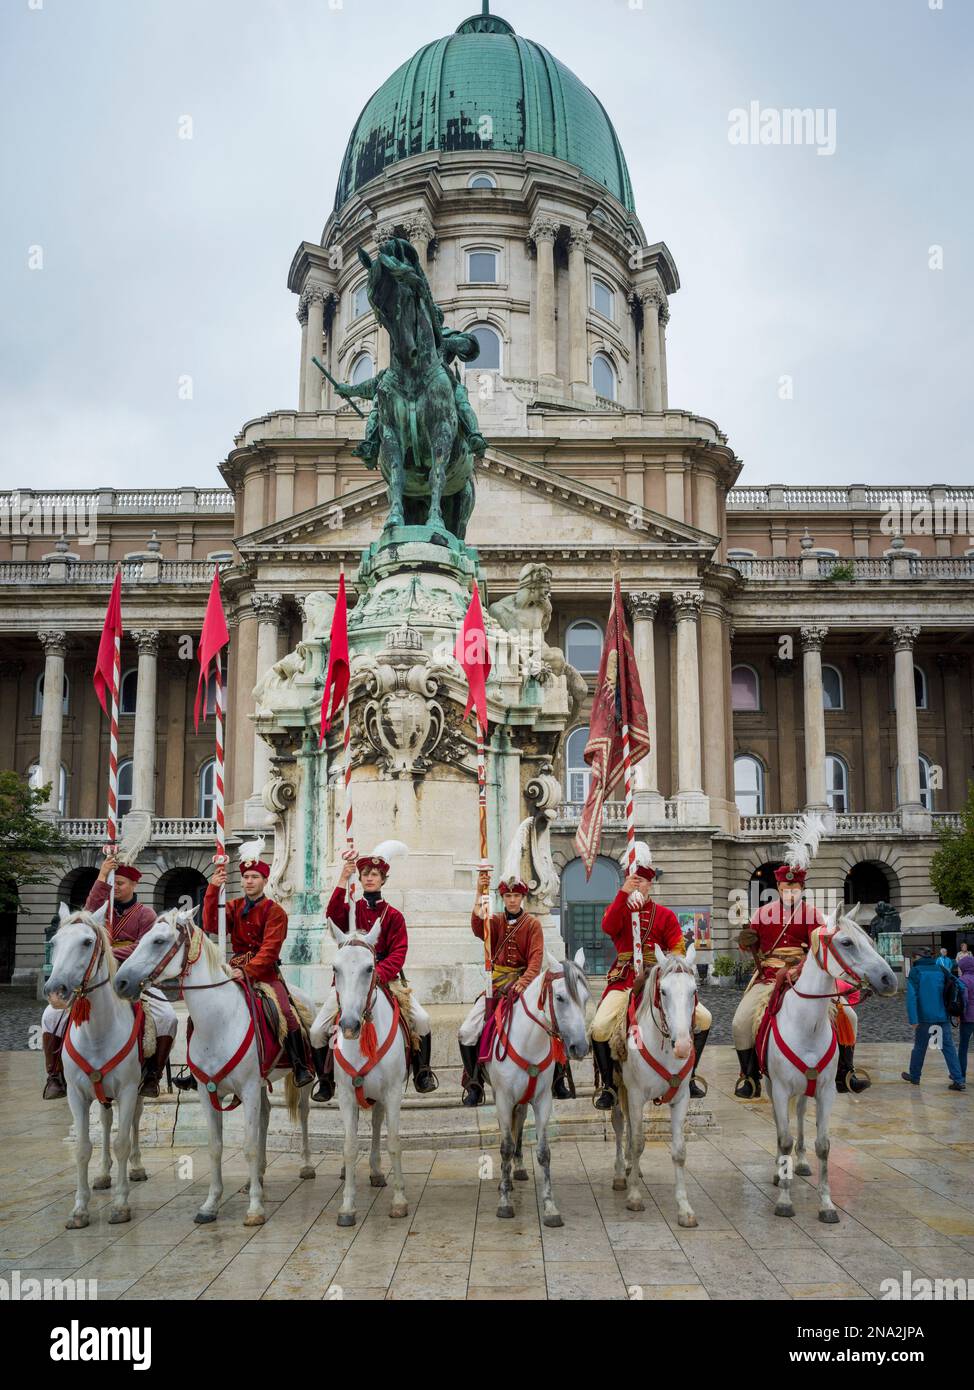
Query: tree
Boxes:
[
  {"xmin": 930, "ymin": 780, "xmax": 974, "ymax": 919},
  {"xmin": 0, "ymin": 771, "xmax": 70, "ymax": 915}
]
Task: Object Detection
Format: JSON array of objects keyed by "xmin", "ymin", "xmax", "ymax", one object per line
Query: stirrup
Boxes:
[
  {"xmin": 689, "ymin": 1074, "xmax": 708, "ymax": 1099},
  {"xmin": 734, "ymin": 1073, "xmax": 759, "ymax": 1099},
  {"xmin": 592, "ymin": 1086, "xmax": 618, "ymax": 1111},
  {"xmin": 413, "ymin": 1067, "xmax": 439, "ymax": 1094},
  {"xmin": 848, "ymin": 1068, "xmax": 872, "ymax": 1093}
]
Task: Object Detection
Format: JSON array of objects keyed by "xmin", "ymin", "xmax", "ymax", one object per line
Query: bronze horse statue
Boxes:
[{"xmin": 335, "ymin": 238, "xmax": 486, "ymax": 541}]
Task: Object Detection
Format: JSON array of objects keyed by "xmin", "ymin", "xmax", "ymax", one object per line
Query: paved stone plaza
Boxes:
[{"xmin": 3, "ymin": 1043, "xmax": 972, "ymax": 1301}]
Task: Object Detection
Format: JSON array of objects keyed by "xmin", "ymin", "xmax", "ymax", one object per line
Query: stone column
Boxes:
[
  {"xmin": 529, "ymin": 216, "xmax": 559, "ymax": 384},
  {"xmin": 37, "ymin": 630, "xmax": 67, "ymax": 817},
  {"xmin": 296, "ymin": 300, "xmax": 309, "ymax": 410},
  {"xmin": 891, "ymin": 625, "xmax": 923, "ymax": 816},
  {"xmin": 672, "ymin": 592, "xmax": 707, "ymax": 821},
  {"xmin": 800, "ymin": 626, "xmax": 829, "ymax": 812},
  {"xmin": 130, "ymin": 629, "xmax": 159, "ymax": 814},
  {"xmin": 640, "ymin": 288, "xmax": 663, "ymax": 413},
  {"xmin": 301, "ymin": 283, "xmax": 328, "ymax": 412},
  {"xmin": 658, "ymin": 299, "xmax": 670, "ymax": 410},
  {"xmin": 700, "ymin": 601, "xmax": 729, "ymax": 818},
  {"xmin": 567, "ymin": 225, "xmax": 593, "ymax": 393},
  {"xmin": 626, "ymin": 591, "xmax": 662, "ymax": 820},
  {"xmin": 248, "ymin": 593, "xmax": 284, "ymax": 825}
]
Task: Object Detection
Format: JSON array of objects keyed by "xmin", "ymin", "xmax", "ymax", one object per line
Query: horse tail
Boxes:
[{"xmin": 285, "ymin": 1072, "xmax": 300, "ymax": 1123}]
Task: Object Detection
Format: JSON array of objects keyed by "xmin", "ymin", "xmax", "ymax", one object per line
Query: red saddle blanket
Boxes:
[
  {"xmin": 477, "ymin": 991, "xmax": 514, "ymax": 1066},
  {"xmin": 755, "ymin": 967, "xmax": 800, "ymax": 1076},
  {"xmin": 186, "ymin": 977, "xmax": 284, "ymax": 1082}
]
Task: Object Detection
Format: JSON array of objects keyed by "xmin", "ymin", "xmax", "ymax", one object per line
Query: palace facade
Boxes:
[{"xmin": 2, "ymin": 8, "xmax": 972, "ymax": 985}]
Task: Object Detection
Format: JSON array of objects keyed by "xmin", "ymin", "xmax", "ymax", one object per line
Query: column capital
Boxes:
[
  {"xmin": 375, "ymin": 219, "xmax": 398, "ymax": 244},
  {"xmin": 657, "ymin": 300, "xmax": 670, "ymax": 327},
  {"xmin": 252, "ymin": 592, "xmax": 285, "ymax": 625},
  {"xmin": 671, "ymin": 590, "xmax": 703, "ymax": 621},
  {"xmin": 401, "ymin": 211, "xmax": 433, "ymax": 242},
  {"xmin": 38, "ymin": 629, "xmax": 67, "ymax": 655},
  {"xmin": 528, "ymin": 215, "xmax": 560, "ymax": 246},
  {"xmin": 566, "ymin": 223, "xmax": 593, "ymax": 251},
  {"xmin": 800, "ymin": 625, "xmax": 829, "ymax": 652},
  {"xmin": 636, "ymin": 283, "xmax": 666, "ymax": 315},
  {"xmin": 299, "ymin": 281, "xmax": 331, "ymax": 313},
  {"xmin": 626, "ymin": 590, "xmax": 660, "ymax": 621},
  {"xmin": 890, "ymin": 624, "xmax": 920, "ymax": 653},
  {"xmin": 131, "ymin": 628, "xmax": 161, "ymax": 656},
  {"xmin": 296, "ymin": 301, "xmax": 309, "ymax": 326}
]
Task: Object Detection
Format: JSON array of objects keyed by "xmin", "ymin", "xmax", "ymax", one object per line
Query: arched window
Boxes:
[
  {"xmin": 825, "ymin": 753, "xmax": 849, "ymax": 813},
  {"xmin": 28, "ymin": 761, "xmax": 67, "ymax": 816},
  {"xmin": 467, "ymin": 171, "xmax": 496, "ymax": 190},
  {"xmin": 351, "ymin": 282, "xmax": 370, "ymax": 320},
  {"xmin": 466, "ymin": 248, "xmax": 498, "ymax": 283},
  {"xmin": 565, "ymin": 727, "xmax": 591, "ymax": 803},
  {"xmin": 119, "ymin": 668, "xmax": 138, "ymax": 715},
  {"xmin": 731, "ymin": 664, "xmax": 760, "ymax": 712},
  {"xmin": 199, "ymin": 758, "xmax": 217, "ymax": 818},
  {"xmin": 565, "ymin": 619, "xmax": 602, "ymax": 674},
  {"xmin": 734, "ymin": 755, "xmax": 765, "ymax": 816},
  {"xmin": 914, "ymin": 666, "xmax": 928, "ymax": 710},
  {"xmin": 822, "ymin": 665, "xmax": 843, "ymax": 711},
  {"xmin": 918, "ymin": 755, "xmax": 935, "ymax": 812},
  {"xmin": 560, "ymin": 856, "xmax": 622, "ymax": 974},
  {"xmin": 592, "ymin": 352, "xmax": 617, "ymax": 401},
  {"xmin": 466, "ymin": 324, "xmax": 501, "ymax": 371},
  {"xmin": 117, "ymin": 759, "xmax": 134, "ymax": 818},
  {"xmin": 33, "ymin": 671, "xmax": 69, "ymax": 716},
  {"xmin": 592, "ymin": 277, "xmax": 615, "ymax": 321},
  {"xmin": 350, "ymin": 352, "xmax": 374, "ymax": 386}
]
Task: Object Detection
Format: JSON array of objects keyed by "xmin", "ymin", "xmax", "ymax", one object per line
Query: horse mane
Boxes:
[
  {"xmin": 56, "ymin": 911, "xmax": 117, "ymax": 980},
  {"xmin": 560, "ymin": 956, "xmax": 588, "ymax": 1005},
  {"xmin": 195, "ymin": 926, "xmax": 231, "ymax": 977},
  {"xmin": 655, "ymin": 951, "xmax": 694, "ymax": 980}
]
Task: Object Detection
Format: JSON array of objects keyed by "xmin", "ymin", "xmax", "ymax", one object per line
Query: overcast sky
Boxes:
[{"xmin": 1, "ymin": 0, "xmax": 971, "ymax": 493}]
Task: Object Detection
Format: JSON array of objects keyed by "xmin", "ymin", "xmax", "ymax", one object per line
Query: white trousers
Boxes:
[
  {"xmin": 458, "ymin": 995, "xmax": 488, "ymax": 1047},
  {"xmin": 311, "ymin": 983, "xmax": 430, "ymax": 1048},
  {"xmin": 42, "ymin": 986, "xmax": 178, "ymax": 1039}
]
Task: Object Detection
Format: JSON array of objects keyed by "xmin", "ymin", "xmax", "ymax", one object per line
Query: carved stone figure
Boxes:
[{"xmin": 488, "ymin": 562, "xmax": 587, "ymax": 719}]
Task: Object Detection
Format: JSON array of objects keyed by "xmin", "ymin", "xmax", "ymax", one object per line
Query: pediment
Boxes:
[{"xmin": 235, "ymin": 448, "xmax": 716, "ymax": 559}]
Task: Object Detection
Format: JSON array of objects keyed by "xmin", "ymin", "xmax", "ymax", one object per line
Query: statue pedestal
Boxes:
[{"xmin": 253, "ymin": 529, "xmax": 578, "ymax": 1004}]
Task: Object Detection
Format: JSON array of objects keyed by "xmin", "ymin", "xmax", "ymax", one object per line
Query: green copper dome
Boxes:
[{"xmin": 334, "ymin": 8, "xmax": 634, "ymax": 212}]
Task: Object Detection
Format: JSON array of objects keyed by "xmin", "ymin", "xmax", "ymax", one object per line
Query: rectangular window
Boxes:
[{"xmin": 467, "ymin": 251, "xmax": 497, "ymax": 283}]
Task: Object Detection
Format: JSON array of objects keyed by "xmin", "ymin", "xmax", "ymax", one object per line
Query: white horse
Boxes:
[
  {"xmin": 611, "ymin": 945, "xmax": 700, "ymax": 1228},
  {"xmin": 114, "ymin": 907, "xmax": 315, "ymax": 1227},
  {"xmin": 764, "ymin": 904, "xmax": 897, "ymax": 1222},
  {"xmin": 45, "ymin": 903, "xmax": 147, "ymax": 1229},
  {"xmin": 486, "ymin": 949, "xmax": 590, "ymax": 1227},
  {"xmin": 310, "ymin": 921, "xmax": 409, "ymax": 1227}
]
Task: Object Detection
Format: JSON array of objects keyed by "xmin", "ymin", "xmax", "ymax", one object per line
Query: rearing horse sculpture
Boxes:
[{"xmin": 337, "ymin": 237, "xmax": 484, "ymax": 541}]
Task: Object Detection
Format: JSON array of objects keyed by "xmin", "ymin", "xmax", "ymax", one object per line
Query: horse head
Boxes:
[
  {"xmin": 814, "ymin": 904, "xmax": 897, "ymax": 997},
  {"xmin": 329, "ymin": 921, "xmax": 382, "ymax": 1040},
  {"xmin": 544, "ymin": 948, "xmax": 591, "ymax": 1061},
  {"xmin": 45, "ymin": 901, "xmax": 112, "ymax": 1009},
  {"xmin": 653, "ymin": 944, "xmax": 698, "ymax": 1060},
  {"xmin": 114, "ymin": 905, "xmax": 200, "ymax": 1001}
]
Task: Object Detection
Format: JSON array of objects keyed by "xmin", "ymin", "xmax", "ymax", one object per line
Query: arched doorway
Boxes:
[
  {"xmin": 560, "ymin": 856, "xmax": 621, "ymax": 974},
  {"xmin": 58, "ymin": 867, "xmax": 100, "ymax": 911},
  {"xmin": 748, "ymin": 862, "xmax": 781, "ymax": 916},
  {"xmin": 0, "ymin": 877, "xmax": 18, "ymax": 984},
  {"xmin": 156, "ymin": 867, "xmax": 208, "ymax": 915},
  {"xmin": 844, "ymin": 861, "xmax": 893, "ymax": 915}
]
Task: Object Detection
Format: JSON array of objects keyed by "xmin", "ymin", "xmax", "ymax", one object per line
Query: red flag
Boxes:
[
  {"xmin": 574, "ymin": 576, "xmax": 650, "ymax": 875},
  {"xmin": 454, "ymin": 581, "xmax": 491, "ymax": 730},
  {"xmin": 93, "ymin": 568, "xmax": 123, "ymax": 716},
  {"xmin": 194, "ymin": 570, "xmax": 230, "ymax": 732},
  {"xmin": 319, "ymin": 571, "xmax": 350, "ymax": 744}
]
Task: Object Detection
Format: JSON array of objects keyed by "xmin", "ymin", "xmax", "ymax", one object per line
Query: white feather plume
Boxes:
[
  {"xmin": 369, "ymin": 839, "xmax": 409, "ymax": 865},
  {"xmin": 783, "ymin": 813, "xmax": 826, "ymax": 873},
  {"xmin": 499, "ymin": 817, "xmax": 533, "ymax": 888},
  {"xmin": 237, "ymin": 835, "xmax": 266, "ymax": 866},
  {"xmin": 618, "ymin": 841, "xmax": 653, "ymax": 873},
  {"xmin": 117, "ymin": 810, "xmax": 152, "ymax": 865}
]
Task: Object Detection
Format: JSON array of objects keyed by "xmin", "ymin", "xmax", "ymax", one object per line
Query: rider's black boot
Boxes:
[
  {"xmin": 459, "ymin": 1042, "xmax": 485, "ymax": 1107},
  {"xmin": 311, "ymin": 1045, "xmax": 334, "ymax": 1102},
  {"xmin": 552, "ymin": 1060, "xmax": 574, "ymax": 1100},
  {"xmin": 41, "ymin": 1031, "xmax": 67, "ymax": 1100},
  {"xmin": 592, "ymin": 1040, "xmax": 618, "ymax": 1110},
  {"xmin": 411, "ymin": 1033, "xmax": 439, "ymax": 1094},
  {"xmin": 285, "ymin": 1030, "xmax": 314, "ymax": 1087},
  {"xmin": 836, "ymin": 1042, "xmax": 870, "ymax": 1094},
  {"xmin": 139, "ymin": 1033, "xmax": 174, "ymax": 1099},
  {"xmin": 689, "ymin": 1028, "xmax": 710, "ymax": 1099},
  {"xmin": 734, "ymin": 1048, "xmax": 761, "ymax": 1099}
]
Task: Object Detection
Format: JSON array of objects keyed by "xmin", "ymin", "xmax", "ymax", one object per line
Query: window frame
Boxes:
[
  {"xmin": 733, "ymin": 753, "xmax": 765, "ymax": 817},
  {"xmin": 199, "ymin": 757, "xmax": 217, "ymax": 819},
  {"xmin": 822, "ymin": 664, "xmax": 844, "ymax": 712},
  {"xmin": 592, "ymin": 351, "xmax": 618, "ymax": 401},
  {"xmin": 119, "ymin": 667, "xmax": 138, "ymax": 716},
  {"xmin": 564, "ymin": 726, "xmax": 592, "ymax": 804},
  {"xmin": 28, "ymin": 760, "xmax": 67, "ymax": 815},
  {"xmin": 592, "ymin": 275, "xmax": 616, "ymax": 322},
  {"xmin": 467, "ymin": 171, "xmax": 497, "ymax": 190},
  {"xmin": 825, "ymin": 752, "xmax": 850, "ymax": 813},
  {"xmin": 349, "ymin": 351, "xmax": 375, "ymax": 387},
  {"xmin": 464, "ymin": 322, "xmax": 502, "ymax": 373},
  {"xmin": 116, "ymin": 758, "xmax": 134, "ymax": 818},
  {"xmin": 33, "ymin": 670, "xmax": 69, "ymax": 717},
  {"xmin": 350, "ymin": 281, "xmax": 370, "ymax": 321},
  {"xmin": 731, "ymin": 663, "xmax": 761, "ymax": 713},
  {"xmin": 565, "ymin": 619, "xmax": 603, "ymax": 676},
  {"xmin": 465, "ymin": 247, "xmax": 500, "ymax": 284}
]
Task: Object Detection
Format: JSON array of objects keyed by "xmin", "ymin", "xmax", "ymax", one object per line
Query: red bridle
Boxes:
[
  {"xmin": 333, "ymin": 938, "xmax": 407, "ymax": 1110},
  {"xmin": 628, "ymin": 962, "xmax": 698, "ymax": 1105},
  {"xmin": 492, "ymin": 968, "xmax": 570, "ymax": 1106}
]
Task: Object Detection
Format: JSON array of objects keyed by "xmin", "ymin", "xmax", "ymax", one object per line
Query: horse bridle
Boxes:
[
  {"xmin": 334, "ymin": 936, "xmax": 380, "ymax": 1027},
  {"xmin": 58, "ymin": 927, "xmax": 111, "ymax": 1013},
  {"xmin": 646, "ymin": 960, "xmax": 698, "ymax": 1041},
  {"xmin": 791, "ymin": 926, "xmax": 864, "ymax": 1000},
  {"xmin": 137, "ymin": 918, "xmax": 230, "ymax": 995}
]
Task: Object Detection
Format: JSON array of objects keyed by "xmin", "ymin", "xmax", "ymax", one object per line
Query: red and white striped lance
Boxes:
[
  {"xmin": 620, "ymin": 718, "xmax": 642, "ymax": 976},
  {"xmin": 475, "ymin": 715, "xmax": 493, "ymax": 997}
]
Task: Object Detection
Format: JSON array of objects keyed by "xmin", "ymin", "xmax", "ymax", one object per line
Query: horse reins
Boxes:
[
  {"xmin": 628, "ymin": 962, "xmax": 698, "ymax": 1105},
  {"xmin": 333, "ymin": 936, "xmax": 407, "ymax": 1110},
  {"xmin": 492, "ymin": 968, "xmax": 568, "ymax": 1107}
]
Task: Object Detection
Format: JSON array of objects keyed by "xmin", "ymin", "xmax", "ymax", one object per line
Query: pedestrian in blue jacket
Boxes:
[{"xmin": 902, "ymin": 952, "xmax": 965, "ymax": 1090}]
